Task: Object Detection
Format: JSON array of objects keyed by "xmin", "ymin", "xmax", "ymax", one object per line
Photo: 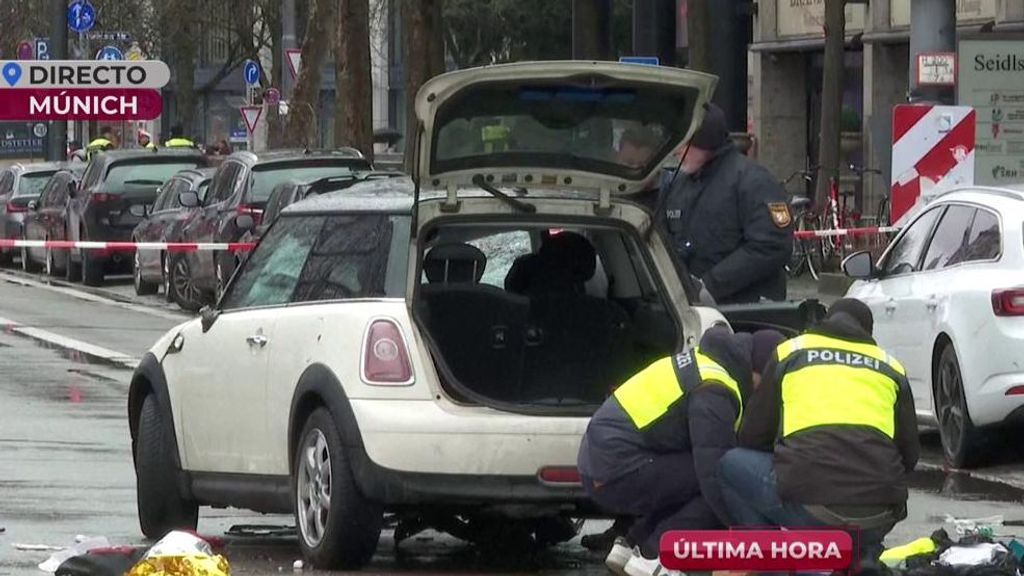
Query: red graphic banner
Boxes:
[
  {"xmin": 0, "ymin": 88, "xmax": 162, "ymax": 120},
  {"xmin": 660, "ymin": 530, "xmax": 855, "ymax": 572}
]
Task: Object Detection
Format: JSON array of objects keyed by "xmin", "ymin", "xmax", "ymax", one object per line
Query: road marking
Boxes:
[
  {"xmin": 0, "ymin": 271, "xmax": 188, "ymax": 322},
  {"xmin": 0, "ymin": 315, "xmax": 138, "ymax": 369}
]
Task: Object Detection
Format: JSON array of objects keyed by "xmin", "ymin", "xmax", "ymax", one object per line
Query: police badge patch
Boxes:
[{"xmin": 768, "ymin": 202, "xmax": 792, "ymax": 228}]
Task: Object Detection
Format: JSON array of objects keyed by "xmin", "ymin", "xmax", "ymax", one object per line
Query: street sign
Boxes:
[
  {"xmin": 620, "ymin": 56, "xmax": 660, "ymax": 66},
  {"xmin": 88, "ymin": 31, "xmax": 130, "ymax": 42},
  {"xmin": 243, "ymin": 59, "xmax": 260, "ymax": 87},
  {"xmin": 916, "ymin": 52, "xmax": 956, "ymax": 86},
  {"xmin": 95, "ymin": 46, "xmax": 124, "ymax": 61},
  {"xmin": 34, "ymin": 38, "xmax": 50, "ymax": 60},
  {"xmin": 240, "ymin": 106, "xmax": 262, "ymax": 135},
  {"xmin": 67, "ymin": 0, "xmax": 96, "ymax": 33},
  {"xmin": 286, "ymin": 49, "xmax": 301, "ymax": 79},
  {"xmin": 17, "ymin": 41, "xmax": 33, "ymax": 60},
  {"xmin": 264, "ymin": 87, "xmax": 280, "ymax": 105}
]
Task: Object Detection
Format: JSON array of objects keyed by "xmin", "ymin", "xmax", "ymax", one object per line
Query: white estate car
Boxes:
[
  {"xmin": 843, "ymin": 186, "xmax": 1024, "ymax": 468},
  {"xmin": 128, "ymin": 62, "xmax": 820, "ymax": 569}
]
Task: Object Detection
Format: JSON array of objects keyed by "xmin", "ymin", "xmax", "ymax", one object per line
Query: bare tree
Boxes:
[
  {"xmin": 816, "ymin": 0, "xmax": 845, "ymax": 205},
  {"xmin": 158, "ymin": 0, "xmax": 201, "ymax": 135},
  {"xmin": 402, "ymin": 0, "xmax": 445, "ymax": 170},
  {"xmin": 686, "ymin": 0, "xmax": 711, "ymax": 72},
  {"xmin": 285, "ymin": 0, "xmax": 335, "ymax": 147},
  {"xmin": 335, "ymin": 0, "xmax": 374, "ymax": 161}
]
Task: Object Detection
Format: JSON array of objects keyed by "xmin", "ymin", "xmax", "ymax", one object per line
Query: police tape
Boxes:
[
  {"xmin": 0, "ymin": 239, "xmax": 255, "ymax": 252},
  {"xmin": 792, "ymin": 226, "xmax": 899, "ymax": 240}
]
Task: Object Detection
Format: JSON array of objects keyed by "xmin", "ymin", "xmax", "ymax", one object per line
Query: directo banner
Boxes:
[{"xmin": 660, "ymin": 530, "xmax": 855, "ymax": 572}]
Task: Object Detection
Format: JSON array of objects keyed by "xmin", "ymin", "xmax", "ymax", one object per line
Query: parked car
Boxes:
[
  {"xmin": 21, "ymin": 166, "xmax": 87, "ymax": 275},
  {"xmin": 843, "ymin": 186, "xmax": 1024, "ymax": 468},
  {"xmin": 66, "ymin": 149, "xmax": 206, "ymax": 286},
  {"xmin": 128, "ymin": 62, "xmax": 824, "ymax": 568},
  {"xmin": 131, "ymin": 168, "xmax": 216, "ymax": 301},
  {"xmin": 175, "ymin": 148, "xmax": 373, "ymax": 303},
  {"xmin": 0, "ymin": 162, "xmax": 64, "ymax": 265}
]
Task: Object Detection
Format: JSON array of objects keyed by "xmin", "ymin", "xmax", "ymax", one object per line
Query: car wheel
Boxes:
[
  {"xmin": 65, "ymin": 248, "xmax": 81, "ymax": 282},
  {"xmin": 294, "ymin": 408, "xmax": 383, "ymax": 569},
  {"xmin": 133, "ymin": 249, "xmax": 158, "ymax": 296},
  {"xmin": 135, "ymin": 394, "xmax": 198, "ymax": 538},
  {"xmin": 935, "ymin": 342, "xmax": 984, "ymax": 468},
  {"xmin": 0, "ymin": 248, "xmax": 12, "ymax": 266},
  {"xmin": 21, "ymin": 241, "xmax": 40, "ymax": 273},
  {"xmin": 81, "ymin": 248, "xmax": 104, "ymax": 287},
  {"xmin": 168, "ymin": 254, "xmax": 203, "ymax": 312},
  {"xmin": 45, "ymin": 246, "xmax": 63, "ymax": 277}
]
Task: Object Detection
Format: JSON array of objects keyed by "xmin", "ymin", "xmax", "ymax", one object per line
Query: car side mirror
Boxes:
[
  {"xmin": 235, "ymin": 214, "xmax": 255, "ymax": 231},
  {"xmin": 129, "ymin": 204, "xmax": 147, "ymax": 217},
  {"xmin": 27, "ymin": 200, "xmax": 37, "ymax": 212},
  {"xmin": 67, "ymin": 182, "xmax": 77, "ymax": 198},
  {"xmin": 842, "ymin": 250, "xmax": 876, "ymax": 280},
  {"xmin": 179, "ymin": 191, "xmax": 199, "ymax": 208},
  {"xmin": 200, "ymin": 305, "xmax": 221, "ymax": 332}
]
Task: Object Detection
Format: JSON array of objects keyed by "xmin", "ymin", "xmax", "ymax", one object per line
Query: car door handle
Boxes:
[
  {"xmin": 885, "ymin": 298, "xmax": 897, "ymax": 313},
  {"xmin": 246, "ymin": 334, "xmax": 268, "ymax": 348},
  {"xmin": 926, "ymin": 296, "xmax": 939, "ymax": 311}
]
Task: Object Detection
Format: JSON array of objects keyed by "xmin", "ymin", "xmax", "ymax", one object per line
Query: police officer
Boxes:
[
  {"xmin": 164, "ymin": 125, "xmax": 196, "ymax": 148},
  {"xmin": 720, "ymin": 298, "xmax": 919, "ymax": 574},
  {"xmin": 657, "ymin": 103, "xmax": 792, "ymax": 304},
  {"xmin": 138, "ymin": 129, "xmax": 156, "ymax": 149},
  {"xmin": 86, "ymin": 126, "xmax": 117, "ymax": 159},
  {"xmin": 578, "ymin": 327, "xmax": 786, "ymax": 576}
]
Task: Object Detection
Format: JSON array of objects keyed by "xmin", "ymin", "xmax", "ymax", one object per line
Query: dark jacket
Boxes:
[
  {"xmin": 657, "ymin": 144, "xmax": 792, "ymax": 304},
  {"xmin": 738, "ymin": 315, "xmax": 920, "ymax": 506},
  {"xmin": 577, "ymin": 328, "xmax": 752, "ymax": 525}
]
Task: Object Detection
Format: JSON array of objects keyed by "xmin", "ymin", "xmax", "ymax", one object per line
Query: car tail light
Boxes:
[
  {"xmin": 1006, "ymin": 386, "xmax": 1024, "ymax": 396},
  {"xmin": 238, "ymin": 204, "xmax": 263, "ymax": 226},
  {"xmin": 992, "ymin": 288, "xmax": 1024, "ymax": 316},
  {"xmin": 5, "ymin": 202, "xmax": 25, "ymax": 213},
  {"xmin": 92, "ymin": 192, "xmax": 112, "ymax": 203},
  {"xmin": 538, "ymin": 466, "xmax": 582, "ymax": 486},
  {"xmin": 361, "ymin": 318, "xmax": 413, "ymax": 385}
]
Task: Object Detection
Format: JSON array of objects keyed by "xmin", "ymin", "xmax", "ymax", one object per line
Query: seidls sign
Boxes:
[{"xmin": 0, "ymin": 60, "xmax": 169, "ymax": 121}]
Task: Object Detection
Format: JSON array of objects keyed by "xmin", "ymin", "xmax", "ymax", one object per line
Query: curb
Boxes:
[
  {"xmin": 0, "ymin": 315, "xmax": 139, "ymax": 370},
  {"xmin": 2, "ymin": 267, "xmax": 141, "ymax": 306}
]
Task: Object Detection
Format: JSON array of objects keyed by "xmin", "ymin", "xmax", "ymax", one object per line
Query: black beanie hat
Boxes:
[
  {"xmin": 826, "ymin": 298, "xmax": 874, "ymax": 335},
  {"xmin": 751, "ymin": 330, "xmax": 787, "ymax": 375},
  {"xmin": 690, "ymin": 103, "xmax": 730, "ymax": 151}
]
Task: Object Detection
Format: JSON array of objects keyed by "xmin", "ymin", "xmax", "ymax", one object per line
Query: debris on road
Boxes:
[
  {"xmin": 939, "ymin": 542, "xmax": 1008, "ymax": 567},
  {"xmin": 944, "ymin": 514, "xmax": 1004, "ymax": 537},
  {"xmin": 225, "ymin": 524, "xmax": 294, "ymax": 538},
  {"xmin": 39, "ymin": 536, "xmax": 110, "ymax": 572},
  {"xmin": 126, "ymin": 531, "xmax": 229, "ymax": 576},
  {"xmin": 13, "ymin": 543, "xmax": 65, "ymax": 551}
]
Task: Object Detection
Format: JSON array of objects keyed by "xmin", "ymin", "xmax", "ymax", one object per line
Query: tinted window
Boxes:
[
  {"xmin": 103, "ymin": 162, "xmax": 197, "ymax": 193},
  {"xmin": 197, "ymin": 179, "xmax": 211, "ymax": 203},
  {"xmin": 0, "ymin": 171, "xmax": 14, "ymax": 197},
  {"xmin": 292, "ymin": 214, "xmax": 408, "ymax": 302},
  {"xmin": 961, "ymin": 209, "xmax": 1000, "ymax": 262},
  {"xmin": 17, "ymin": 172, "xmax": 56, "ymax": 197},
  {"xmin": 40, "ymin": 175, "xmax": 64, "ymax": 207},
  {"xmin": 221, "ymin": 215, "xmax": 323, "ymax": 310},
  {"xmin": 922, "ymin": 205, "xmax": 975, "ymax": 270},
  {"xmin": 249, "ymin": 163, "xmax": 358, "ymax": 203},
  {"xmin": 152, "ymin": 180, "xmax": 177, "ymax": 212},
  {"xmin": 882, "ymin": 207, "xmax": 942, "ymax": 276},
  {"xmin": 207, "ymin": 163, "xmax": 241, "ymax": 205}
]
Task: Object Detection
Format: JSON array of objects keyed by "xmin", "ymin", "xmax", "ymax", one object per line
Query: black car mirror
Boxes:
[
  {"xmin": 27, "ymin": 200, "xmax": 37, "ymax": 212},
  {"xmin": 235, "ymin": 214, "xmax": 255, "ymax": 231},
  {"xmin": 841, "ymin": 250, "xmax": 876, "ymax": 280},
  {"xmin": 179, "ymin": 191, "xmax": 200, "ymax": 208},
  {"xmin": 129, "ymin": 204, "xmax": 147, "ymax": 217},
  {"xmin": 200, "ymin": 305, "xmax": 221, "ymax": 332}
]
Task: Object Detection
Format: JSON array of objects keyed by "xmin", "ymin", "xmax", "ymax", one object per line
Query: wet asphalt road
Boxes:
[{"xmin": 3, "ymin": 271, "xmax": 1024, "ymax": 575}]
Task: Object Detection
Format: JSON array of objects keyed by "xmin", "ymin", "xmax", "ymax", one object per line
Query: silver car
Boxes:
[{"xmin": 0, "ymin": 162, "xmax": 66, "ymax": 265}]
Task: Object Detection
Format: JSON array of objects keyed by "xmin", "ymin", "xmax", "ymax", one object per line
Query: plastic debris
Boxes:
[
  {"xmin": 39, "ymin": 536, "xmax": 110, "ymax": 573},
  {"xmin": 938, "ymin": 543, "xmax": 1008, "ymax": 567},
  {"xmin": 127, "ymin": 531, "xmax": 230, "ymax": 576},
  {"xmin": 225, "ymin": 525, "xmax": 294, "ymax": 538},
  {"xmin": 880, "ymin": 537, "xmax": 938, "ymax": 567},
  {"xmin": 292, "ymin": 559, "xmax": 303, "ymax": 571},
  {"xmin": 944, "ymin": 514, "xmax": 1004, "ymax": 537},
  {"xmin": 14, "ymin": 544, "xmax": 65, "ymax": 552}
]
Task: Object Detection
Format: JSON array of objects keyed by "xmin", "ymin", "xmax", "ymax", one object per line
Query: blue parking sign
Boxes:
[{"xmin": 35, "ymin": 38, "xmax": 51, "ymax": 60}]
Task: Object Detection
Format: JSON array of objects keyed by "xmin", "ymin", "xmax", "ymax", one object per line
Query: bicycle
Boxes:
[{"xmin": 781, "ymin": 168, "xmax": 824, "ymax": 280}]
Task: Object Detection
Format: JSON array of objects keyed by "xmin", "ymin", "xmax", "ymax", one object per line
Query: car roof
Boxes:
[
  {"xmin": 9, "ymin": 161, "xmax": 68, "ymax": 174},
  {"xmin": 96, "ymin": 149, "xmax": 203, "ymax": 160},
  {"xmin": 225, "ymin": 148, "xmax": 367, "ymax": 167},
  {"xmin": 173, "ymin": 167, "xmax": 218, "ymax": 181},
  {"xmin": 933, "ymin": 186, "xmax": 1024, "ymax": 209}
]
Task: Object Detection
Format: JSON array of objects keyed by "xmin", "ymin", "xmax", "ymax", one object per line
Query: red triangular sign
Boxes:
[
  {"xmin": 240, "ymin": 106, "xmax": 262, "ymax": 135},
  {"xmin": 286, "ymin": 49, "xmax": 301, "ymax": 79}
]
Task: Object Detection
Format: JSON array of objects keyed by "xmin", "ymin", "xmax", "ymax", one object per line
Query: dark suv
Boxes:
[
  {"xmin": 176, "ymin": 148, "xmax": 372, "ymax": 300},
  {"xmin": 67, "ymin": 149, "xmax": 205, "ymax": 286}
]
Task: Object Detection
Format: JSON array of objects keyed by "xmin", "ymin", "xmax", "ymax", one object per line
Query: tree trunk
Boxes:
[
  {"xmin": 816, "ymin": 0, "xmax": 845, "ymax": 205},
  {"xmin": 169, "ymin": 0, "xmax": 199, "ymax": 136},
  {"xmin": 335, "ymin": 0, "xmax": 374, "ymax": 162},
  {"xmin": 267, "ymin": 0, "xmax": 285, "ymax": 148},
  {"xmin": 401, "ymin": 0, "xmax": 444, "ymax": 172},
  {"xmin": 571, "ymin": 0, "xmax": 611, "ymax": 60},
  {"xmin": 685, "ymin": 0, "xmax": 711, "ymax": 72},
  {"xmin": 284, "ymin": 0, "xmax": 334, "ymax": 148}
]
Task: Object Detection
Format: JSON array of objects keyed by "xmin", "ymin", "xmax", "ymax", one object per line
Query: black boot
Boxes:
[{"xmin": 580, "ymin": 516, "xmax": 634, "ymax": 552}]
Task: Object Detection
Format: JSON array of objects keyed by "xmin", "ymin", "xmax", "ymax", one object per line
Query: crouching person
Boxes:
[
  {"xmin": 720, "ymin": 299, "xmax": 920, "ymax": 575},
  {"xmin": 578, "ymin": 327, "xmax": 786, "ymax": 576}
]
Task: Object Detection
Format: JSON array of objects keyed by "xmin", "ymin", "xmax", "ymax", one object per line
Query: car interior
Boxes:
[{"xmin": 414, "ymin": 222, "xmax": 682, "ymax": 411}]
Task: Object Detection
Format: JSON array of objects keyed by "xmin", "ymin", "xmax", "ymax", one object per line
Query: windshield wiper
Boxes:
[
  {"xmin": 471, "ymin": 174, "xmax": 536, "ymax": 213},
  {"xmin": 123, "ymin": 179, "xmax": 164, "ymax": 185}
]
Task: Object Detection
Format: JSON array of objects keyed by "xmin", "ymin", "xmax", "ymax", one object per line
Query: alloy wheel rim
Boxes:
[
  {"xmin": 21, "ymin": 245, "xmax": 27, "ymax": 270},
  {"xmin": 45, "ymin": 249, "xmax": 53, "ymax": 275},
  {"xmin": 173, "ymin": 259, "xmax": 198, "ymax": 303},
  {"xmin": 938, "ymin": 355, "xmax": 964, "ymax": 457},
  {"xmin": 296, "ymin": 429, "xmax": 332, "ymax": 548}
]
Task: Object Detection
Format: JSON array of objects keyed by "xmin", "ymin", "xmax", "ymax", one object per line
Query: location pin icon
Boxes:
[{"xmin": 3, "ymin": 63, "xmax": 22, "ymax": 87}]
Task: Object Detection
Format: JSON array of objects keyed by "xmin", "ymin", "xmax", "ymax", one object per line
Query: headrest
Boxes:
[
  {"xmin": 537, "ymin": 231, "xmax": 597, "ymax": 283},
  {"xmin": 504, "ymin": 253, "xmax": 539, "ymax": 294},
  {"xmin": 424, "ymin": 242, "xmax": 486, "ymax": 284}
]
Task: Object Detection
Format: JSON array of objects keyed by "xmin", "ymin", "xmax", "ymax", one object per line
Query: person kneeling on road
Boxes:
[
  {"xmin": 578, "ymin": 326, "xmax": 786, "ymax": 576},
  {"xmin": 720, "ymin": 298, "xmax": 919, "ymax": 575}
]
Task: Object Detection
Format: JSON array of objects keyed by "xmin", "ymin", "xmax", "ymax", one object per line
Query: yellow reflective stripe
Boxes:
[
  {"xmin": 781, "ymin": 364, "xmax": 898, "ymax": 438},
  {"xmin": 784, "ymin": 333, "xmax": 905, "ymax": 376},
  {"xmin": 613, "ymin": 357, "xmax": 682, "ymax": 429},
  {"xmin": 775, "ymin": 336, "xmax": 804, "ymax": 363},
  {"xmin": 694, "ymin": 351, "xmax": 743, "ymax": 430}
]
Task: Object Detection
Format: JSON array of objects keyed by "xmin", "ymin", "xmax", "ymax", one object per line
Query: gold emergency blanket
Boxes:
[{"xmin": 127, "ymin": 554, "xmax": 230, "ymax": 576}]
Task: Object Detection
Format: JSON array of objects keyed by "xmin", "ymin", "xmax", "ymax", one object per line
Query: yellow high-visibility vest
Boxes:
[
  {"xmin": 776, "ymin": 334, "xmax": 905, "ymax": 439},
  {"xmin": 164, "ymin": 138, "xmax": 195, "ymax": 148},
  {"xmin": 614, "ymin": 349, "xmax": 743, "ymax": 431},
  {"xmin": 86, "ymin": 137, "xmax": 113, "ymax": 159}
]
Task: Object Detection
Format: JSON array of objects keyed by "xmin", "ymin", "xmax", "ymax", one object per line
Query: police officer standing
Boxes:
[
  {"xmin": 164, "ymin": 125, "xmax": 197, "ymax": 148},
  {"xmin": 85, "ymin": 126, "xmax": 117, "ymax": 159},
  {"xmin": 578, "ymin": 327, "xmax": 786, "ymax": 576},
  {"xmin": 658, "ymin": 103, "xmax": 792, "ymax": 304},
  {"xmin": 720, "ymin": 298, "xmax": 919, "ymax": 574}
]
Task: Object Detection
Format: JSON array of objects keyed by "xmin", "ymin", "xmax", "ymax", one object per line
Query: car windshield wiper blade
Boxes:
[
  {"xmin": 123, "ymin": 179, "xmax": 163, "ymax": 185},
  {"xmin": 471, "ymin": 174, "xmax": 536, "ymax": 213}
]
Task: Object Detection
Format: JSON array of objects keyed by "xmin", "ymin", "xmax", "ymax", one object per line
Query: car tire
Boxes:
[
  {"xmin": 81, "ymin": 248, "xmax": 104, "ymax": 287},
  {"xmin": 294, "ymin": 408, "xmax": 383, "ymax": 570},
  {"xmin": 65, "ymin": 250, "xmax": 82, "ymax": 282},
  {"xmin": 21, "ymin": 241, "xmax": 40, "ymax": 273},
  {"xmin": 135, "ymin": 394, "xmax": 198, "ymax": 539},
  {"xmin": 133, "ymin": 249, "xmax": 158, "ymax": 296},
  {"xmin": 167, "ymin": 254, "xmax": 202, "ymax": 312},
  {"xmin": 0, "ymin": 249, "xmax": 12, "ymax": 266},
  {"xmin": 935, "ymin": 342, "xmax": 985, "ymax": 469},
  {"xmin": 45, "ymin": 246, "xmax": 63, "ymax": 277}
]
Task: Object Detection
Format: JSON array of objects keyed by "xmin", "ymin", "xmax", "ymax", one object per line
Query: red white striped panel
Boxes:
[{"xmin": 0, "ymin": 239, "xmax": 256, "ymax": 252}]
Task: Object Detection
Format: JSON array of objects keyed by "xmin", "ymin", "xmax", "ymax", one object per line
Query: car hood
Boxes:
[{"xmin": 414, "ymin": 61, "xmax": 717, "ymax": 194}]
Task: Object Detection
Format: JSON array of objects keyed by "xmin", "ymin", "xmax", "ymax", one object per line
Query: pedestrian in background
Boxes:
[
  {"xmin": 163, "ymin": 125, "xmax": 196, "ymax": 149},
  {"xmin": 656, "ymin": 103, "xmax": 792, "ymax": 305},
  {"xmin": 137, "ymin": 130, "xmax": 155, "ymax": 149},
  {"xmin": 720, "ymin": 298, "xmax": 918, "ymax": 575},
  {"xmin": 86, "ymin": 126, "xmax": 117, "ymax": 159},
  {"xmin": 578, "ymin": 326, "xmax": 786, "ymax": 576}
]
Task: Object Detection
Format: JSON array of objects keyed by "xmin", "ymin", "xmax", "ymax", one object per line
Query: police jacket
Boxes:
[
  {"xmin": 658, "ymin": 143, "xmax": 792, "ymax": 304},
  {"xmin": 738, "ymin": 315, "xmax": 919, "ymax": 506},
  {"xmin": 164, "ymin": 138, "xmax": 195, "ymax": 148},
  {"xmin": 578, "ymin": 328, "xmax": 753, "ymax": 525}
]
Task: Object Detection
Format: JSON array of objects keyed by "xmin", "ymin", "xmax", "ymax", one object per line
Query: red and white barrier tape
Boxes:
[
  {"xmin": 793, "ymin": 226, "xmax": 899, "ymax": 240},
  {"xmin": 0, "ymin": 239, "xmax": 256, "ymax": 252}
]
